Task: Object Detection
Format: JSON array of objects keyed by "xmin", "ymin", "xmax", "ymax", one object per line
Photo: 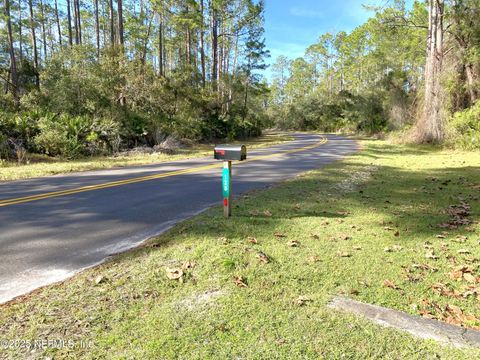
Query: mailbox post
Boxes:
[{"xmin": 214, "ymin": 144, "xmax": 247, "ymax": 218}]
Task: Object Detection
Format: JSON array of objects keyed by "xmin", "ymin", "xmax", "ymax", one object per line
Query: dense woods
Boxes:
[
  {"xmin": 1, "ymin": 0, "xmax": 479, "ymax": 162},
  {"xmin": 269, "ymin": 0, "xmax": 479, "ymax": 148},
  {"xmin": 1, "ymin": 0, "xmax": 269, "ymax": 159}
]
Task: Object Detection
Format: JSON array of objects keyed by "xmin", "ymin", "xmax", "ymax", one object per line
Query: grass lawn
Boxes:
[
  {"xmin": 0, "ymin": 140, "xmax": 479, "ymax": 359},
  {"xmin": 0, "ymin": 132, "xmax": 293, "ymax": 182}
]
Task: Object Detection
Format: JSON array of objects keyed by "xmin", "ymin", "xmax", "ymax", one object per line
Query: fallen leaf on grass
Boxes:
[
  {"xmin": 352, "ymin": 246, "xmax": 362, "ymax": 251},
  {"xmin": 337, "ymin": 251, "xmax": 351, "ymax": 258},
  {"xmin": 247, "ymin": 236, "xmax": 258, "ymax": 244},
  {"xmin": 420, "ymin": 297, "xmax": 480, "ymax": 329},
  {"xmin": 263, "ymin": 210, "xmax": 273, "ymax": 217},
  {"xmin": 166, "ymin": 268, "xmax": 184, "ymax": 281},
  {"xmin": 256, "ymin": 252, "xmax": 270, "ymax": 264},
  {"xmin": 94, "ymin": 275, "xmax": 105, "ymax": 285},
  {"xmin": 463, "ymin": 273, "xmax": 477, "ymax": 283},
  {"xmin": 217, "ymin": 236, "xmax": 229, "ymax": 244},
  {"xmin": 310, "ymin": 234, "xmax": 320, "ymax": 240},
  {"xmin": 359, "ymin": 281, "xmax": 370, "ymax": 287},
  {"xmin": 438, "ymin": 203, "xmax": 472, "ymax": 229},
  {"xmin": 295, "ymin": 296, "xmax": 312, "ymax": 306},
  {"xmin": 420, "ymin": 309, "xmax": 437, "ymax": 319},
  {"xmin": 446, "ymin": 304, "xmax": 463, "ymax": 317},
  {"xmin": 274, "ymin": 232, "xmax": 287, "ymax": 238},
  {"xmin": 453, "ymin": 235, "xmax": 468, "ymax": 243},
  {"xmin": 462, "ymin": 285, "xmax": 480, "ymax": 298},
  {"xmin": 412, "ymin": 264, "xmax": 438, "ymax": 272},
  {"xmin": 457, "ymin": 249, "xmax": 471, "ymax": 255},
  {"xmin": 405, "ymin": 274, "xmax": 422, "ymax": 283},
  {"xmin": 234, "ymin": 276, "xmax": 248, "ymax": 288},
  {"xmin": 425, "ymin": 250, "xmax": 439, "ymax": 260},
  {"xmin": 431, "ymin": 283, "xmax": 461, "ymax": 298},
  {"xmin": 307, "ymin": 255, "xmax": 320, "ymax": 263},
  {"xmin": 384, "ymin": 245, "xmax": 403, "ymax": 253},
  {"xmin": 383, "ymin": 279, "xmax": 399, "ymax": 290},
  {"xmin": 287, "ymin": 240, "xmax": 300, "ymax": 247},
  {"xmin": 182, "ymin": 261, "xmax": 195, "ymax": 270}
]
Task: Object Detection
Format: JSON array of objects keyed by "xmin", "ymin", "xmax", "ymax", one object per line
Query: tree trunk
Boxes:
[
  {"xmin": 73, "ymin": 0, "xmax": 79, "ymax": 44},
  {"xmin": 419, "ymin": 0, "xmax": 445, "ymax": 143},
  {"xmin": 5, "ymin": 0, "xmax": 18, "ymax": 102},
  {"xmin": 142, "ymin": 14, "xmax": 154, "ymax": 66},
  {"xmin": 76, "ymin": 0, "xmax": 82, "ymax": 44},
  {"xmin": 200, "ymin": 0, "xmax": 206, "ymax": 87},
  {"xmin": 18, "ymin": 0, "xmax": 23, "ymax": 62},
  {"xmin": 218, "ymin": 16, "xmax": 223, "ymax": 95},
  {"xmin": 28, "ymin": 0, "xmax": 39, "ymax": 87},
  {"xmin": 158, "ymin": 14, "xmax": 164, "ymax": 76},
  {"xmin": 117, "ymin": 0, "xmax": 124, "ymax": 47},
  {"xmin": 54, "ymin": 0, "xmax": 62, "ymax": 47},
  {"xmin": 464, "ymin": 63, "xmax": 478, "ymax": 104},
  {"xmin": 94, "ymin": 0, "xmax": 100, "ymax": 56},
  {"xmin": 210, "ymin": 1, "xmax": 218, "ymax": 90},
  {"xmin": 40, "ymin": 0, "xmax": 47, "ymax": 60},
  {"xmin": 242, "ymin": 76, "xmax": 249, "ymax": 121},
  {"xmin": 66, "ymin": 0, "xmax": 73, "ymax": 45},
  {"xmin": 109, "ymin": 0, "xmax": 115, "ymax": 45}
]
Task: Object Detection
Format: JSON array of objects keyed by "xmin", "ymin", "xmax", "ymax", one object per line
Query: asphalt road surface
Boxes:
[{"xmin": 0, "ymin": 133, "xmax": 358, "ymax": 303}]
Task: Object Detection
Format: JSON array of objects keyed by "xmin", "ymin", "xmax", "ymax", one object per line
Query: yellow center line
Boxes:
[{"xmin": 0, "ymin": 137, "xmax": 328, "ymax": 208}]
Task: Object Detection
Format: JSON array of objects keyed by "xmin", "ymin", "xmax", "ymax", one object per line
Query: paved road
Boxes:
[{"xmin": 0, "ymin": 133, "xmax": 358, "ymax": 303}]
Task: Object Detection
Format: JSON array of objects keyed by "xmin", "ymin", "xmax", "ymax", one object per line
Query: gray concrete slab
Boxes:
[{"xmin": 329, "ymin": 297, "xmax": 480, "ymax": 348}]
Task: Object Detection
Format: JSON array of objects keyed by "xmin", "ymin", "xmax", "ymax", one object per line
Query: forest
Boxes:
[
  {"xmin": 269, "ymin": 0, "xmax": 480, "ymax": 148},
  {"xmin": 1, "ymin": 0, "xmax": 479, "ymax": 161},
  {"xmin": 1, "ymin": 0, "xmax": 270, "ymax": 160}
]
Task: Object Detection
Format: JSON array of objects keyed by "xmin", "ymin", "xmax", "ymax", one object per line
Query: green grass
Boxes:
[
  {"xmin": 1, "ymin": 140, "xmax": 479, "ymax": 359},
  {"xmin": 0, "ymin": 132, "xmax": 293, "ymax": 182}
]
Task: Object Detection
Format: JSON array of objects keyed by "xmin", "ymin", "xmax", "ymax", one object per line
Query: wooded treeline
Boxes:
[
  {"xmin": 1, "ymin": 0, "xmax": 269, "ymax": 159},
  {"xmin": 269, "ymin": 0, "xmax": 479, "ymax": 148}
]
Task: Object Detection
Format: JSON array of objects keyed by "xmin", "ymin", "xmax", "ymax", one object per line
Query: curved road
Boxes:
[{"xmin": 0, "ymin": 133, "xmax": 358, "ymax": 303}]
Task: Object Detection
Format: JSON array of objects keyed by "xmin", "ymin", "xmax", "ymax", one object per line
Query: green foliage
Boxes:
[
  {"xmin": 448, "ymin": 102, "xmax": 480, "ymax": 150},
  {"xmin": 268, "ymin": 1, "xmax": 425, "ymax": 134},
  {"xmin": 274, "ymin": 91, "xmax": 386, "ymax": 134},
  {"xmin": 34, "ymin": 113, "xmax": 120, "ymax": 159},
  {"xmin": 1, "ymin": 0, "xmax": 271, "ymax": 160}
]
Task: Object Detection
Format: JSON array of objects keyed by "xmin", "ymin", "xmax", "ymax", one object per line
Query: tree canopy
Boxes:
[{"xmin": 1, "ymin": 0, "xmax": 479, "ymax": 161}]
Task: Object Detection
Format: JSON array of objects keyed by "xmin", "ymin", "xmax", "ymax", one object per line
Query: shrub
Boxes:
[
  {"xmin": 448, "ymin": 102, "xmax": 480, "ymax": 150},
  {"xmin": 35, "ymin": 113, "xmax": 121, "ymax": 158}
]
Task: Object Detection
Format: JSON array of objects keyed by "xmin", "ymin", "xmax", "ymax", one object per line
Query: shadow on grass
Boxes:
[{"xmin": 115, "ymin": 146, "xmax": 479, "ymax": 268}]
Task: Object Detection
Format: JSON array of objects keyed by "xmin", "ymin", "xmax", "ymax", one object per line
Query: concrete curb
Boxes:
[{"xmin": 328, "ymin": 297, "xmax": 480, "ymax": 349}]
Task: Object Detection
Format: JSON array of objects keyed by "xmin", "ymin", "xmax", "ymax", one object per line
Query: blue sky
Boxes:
[{"xmin": 263, "ymin": 0, "xmax": 392, "ymax": 77}]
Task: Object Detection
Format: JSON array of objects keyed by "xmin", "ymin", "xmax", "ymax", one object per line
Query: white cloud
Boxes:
[{"xmin": 289, "ymin": 7, "xmax": 324, "ymax": 19}]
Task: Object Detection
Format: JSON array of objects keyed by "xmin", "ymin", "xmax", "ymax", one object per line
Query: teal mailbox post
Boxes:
[{"xmin": 214, "ymin": 145, "xmax": 247, "ymax": 218}]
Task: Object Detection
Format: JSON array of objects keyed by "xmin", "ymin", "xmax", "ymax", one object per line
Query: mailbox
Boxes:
[
  {"xmin": 214, "ymin": 145, "xmax": 247, "ymax": 161},
  {"xmin": 213, "ymin": 144, "xmax": 247, "ymax": 219}
]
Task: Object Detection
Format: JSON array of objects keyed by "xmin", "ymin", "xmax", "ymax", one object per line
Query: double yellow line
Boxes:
[{"xmin": 0, "ymin": 137, "xmax": 328, "ymax": 208}]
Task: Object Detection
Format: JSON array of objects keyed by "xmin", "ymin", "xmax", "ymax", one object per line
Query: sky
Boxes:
[{"xmin": 263, "ymin": 0, "xmax": 392, "ymax": 78}]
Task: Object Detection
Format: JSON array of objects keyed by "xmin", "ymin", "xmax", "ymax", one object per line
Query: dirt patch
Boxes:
[
  {"xmin": 178, "ymin": 289, "xmax": 225, "ymax": 311},
  {"xmin": 333, "ymin": 166, "xmax": 377, "ymax": 193}
]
